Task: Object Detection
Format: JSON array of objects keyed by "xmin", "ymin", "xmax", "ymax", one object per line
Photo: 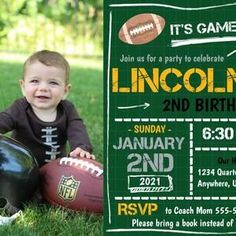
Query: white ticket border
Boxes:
[{"xmin": 113, "ymin": 118, "xmax": 236, "ymax": 198}]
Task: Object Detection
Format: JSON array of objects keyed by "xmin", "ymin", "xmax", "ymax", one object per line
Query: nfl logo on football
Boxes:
[{"xmin": 57, "ymin": 176, "xmax": 80, "ymax": 201}]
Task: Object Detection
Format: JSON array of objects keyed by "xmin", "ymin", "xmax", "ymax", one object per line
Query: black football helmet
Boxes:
[{"xmin": 0, "ymin": 135, "xmax": 39, "ymax": 213}]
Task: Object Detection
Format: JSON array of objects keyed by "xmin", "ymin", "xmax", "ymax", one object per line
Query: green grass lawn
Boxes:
[{"xmin": 0, "ymin": 53, "xmax": 103, "ymax": 235}]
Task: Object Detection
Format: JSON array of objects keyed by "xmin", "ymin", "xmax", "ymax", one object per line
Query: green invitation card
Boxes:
[{"xmin": 104, "ymin": 1, "xmax": 236, "ymax": 235}]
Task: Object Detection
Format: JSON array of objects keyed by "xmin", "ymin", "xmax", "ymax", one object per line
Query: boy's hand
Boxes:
[{"xmin": 70, "ymin": 147, "xmax": 96, "ymax": 160}]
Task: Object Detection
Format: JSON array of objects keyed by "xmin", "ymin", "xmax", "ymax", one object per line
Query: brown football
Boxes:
[
  {"xmin": 40, "ymin": 157, "xmax": 103, "ymax": 214},
  {"xmin": 119, "ymin": 13, "xmax": 165, "ymax": 45}
]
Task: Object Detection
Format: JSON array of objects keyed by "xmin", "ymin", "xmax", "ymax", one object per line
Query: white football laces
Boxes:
[{"xmin": 59, "ymin": 157, "xmax": 103, "ymax": 177}]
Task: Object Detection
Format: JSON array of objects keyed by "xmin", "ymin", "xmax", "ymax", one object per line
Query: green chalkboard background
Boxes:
[{"xmin": 104, "ymin": 1, "xmax": 236, "ymax": 235}]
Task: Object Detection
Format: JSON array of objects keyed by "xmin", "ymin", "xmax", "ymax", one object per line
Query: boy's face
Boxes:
[{"xmin": 20, "ymin": 60, "xmax": 70, "ymax": 111}]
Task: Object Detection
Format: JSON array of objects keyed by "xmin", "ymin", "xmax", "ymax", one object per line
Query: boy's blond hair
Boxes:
[{"xmin": 23, "ymin": 50, "xmax": 70, "ymax": 83}]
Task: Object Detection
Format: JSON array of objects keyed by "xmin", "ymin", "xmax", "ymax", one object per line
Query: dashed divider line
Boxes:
[
  {"xmin": 195, "ymin": 147, "xmax": 236, "ymax": 151},
  {"xmin": 115, "ymin": 118, "xmax": 236, "ymax": 122},
  {"xmin": 114, "ymin": 196, "xmax": 236, "ymax": 200},
  {"xmin": 189, "ymin": 123, "xmax": 193, "ymax": 196}
]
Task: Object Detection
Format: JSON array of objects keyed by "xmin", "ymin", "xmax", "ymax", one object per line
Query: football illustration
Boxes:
[
  {"xmin": 40, "ymin": 157, "xmax": 103, "ymax": 213},
  {"xmin": 118, "ymin": 13, "xmax": 165, "ymax": 45}
]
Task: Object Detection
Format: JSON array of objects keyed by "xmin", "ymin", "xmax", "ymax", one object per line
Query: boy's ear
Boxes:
[
  {"xmin": 63, "ymin": 83, "xmax": 71, "ymax": 99},
  {"xmin": 19, "ymin": 79, "xmax": 26, "ymax": 96}
]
